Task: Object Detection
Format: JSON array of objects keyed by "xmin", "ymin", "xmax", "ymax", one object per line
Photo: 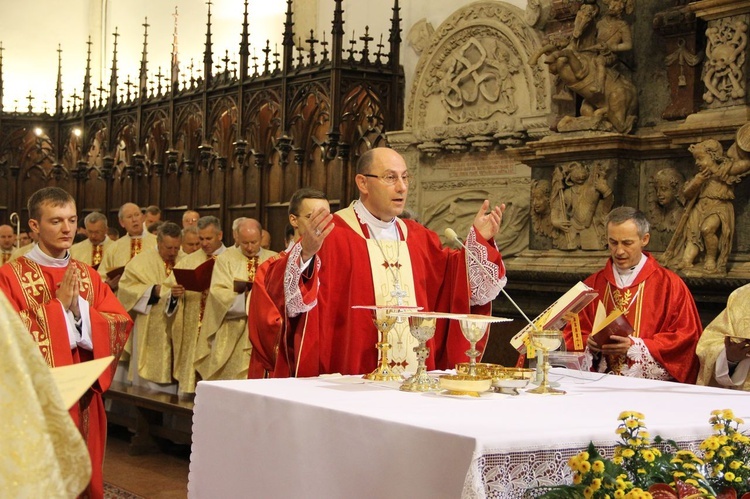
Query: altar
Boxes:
[{"xmin": 188, "ymin": 369, "xmax": 750, "ymax": 498}]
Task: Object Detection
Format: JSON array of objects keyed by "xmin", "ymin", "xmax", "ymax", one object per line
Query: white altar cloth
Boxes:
[{"xmin": 188, "ymin": 369, "xmax": 750, "ymax": 499}]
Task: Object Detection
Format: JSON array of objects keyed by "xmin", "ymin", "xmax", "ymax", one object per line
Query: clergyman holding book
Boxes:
[{"xmin": 562, "ymin": 206, "xmax": 702, "ymax": 382}]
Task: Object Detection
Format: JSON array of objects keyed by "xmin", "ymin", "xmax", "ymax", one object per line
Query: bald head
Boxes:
[
  {"xmin": 182, "ymin": 210, "xmax": 200, "ymax": 228},
  {"xmin": 355, "ymin": 147, "xmax": 409, "ymax": 222},
  {"xmin": 237, "ymin": 218, "xmax": 262, "ymax": 258},
  {"xmin": 0, "ymin": 225, "xmax": 14, "ymax": 251},
  {"xmin": 261, "ymin": 229, "xmax": 271, "ymax": 250}
]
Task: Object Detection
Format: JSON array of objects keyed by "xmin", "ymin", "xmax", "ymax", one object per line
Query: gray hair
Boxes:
[
  {"xmin": 606, "ymin": 206, "xmax": 650, "ymax": 238},
  {"xmin": 157, "ymin": 222, "xmax": 183, "ymax": 242},
  {"xmin": 84, "ymin": 211, "xmax": 108, "ymax": 227},
  {"xmin": 182, "ymin": 226, "xmax": 199, "ymax": 236},
  {"xmin": 198, "ymin": 216, "xmax": 222, "ymax": 232},
  {"xmin": 232, "ymin": 217, "xmax": 247, "ymax": 232}
]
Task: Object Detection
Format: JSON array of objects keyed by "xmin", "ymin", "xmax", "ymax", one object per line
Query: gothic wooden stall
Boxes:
[{"xmin": 0, "ymin": 0, "xmax": 404, "ymax": 252}]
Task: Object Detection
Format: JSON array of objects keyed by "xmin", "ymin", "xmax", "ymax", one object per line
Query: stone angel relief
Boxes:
[
  {"xmin": 550, "ymin": 161, "xmax": 614, "ymax": 250},
  {"xmin": 662, "ymin": 124, "xmax": 750, "ymax": 275}
]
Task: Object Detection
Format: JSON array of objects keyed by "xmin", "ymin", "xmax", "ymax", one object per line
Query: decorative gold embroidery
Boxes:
[
  {"xmin": 92, "ymin": 245, "xmax": 103, "ymax": 266},
  {"xmin": 9, "ymin": 259, "xmax": 54, "ymax": 366},
  {"xmin": 247, "ymin": 257, "xmax": 258, "ymax": 283},
  {"xmin": 612, "ymin": 288, "xmax": 632, "ymax": 312}
]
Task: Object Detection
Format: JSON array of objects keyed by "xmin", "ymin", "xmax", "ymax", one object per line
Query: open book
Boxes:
[
  {"xmin": 49, "ymin": 356, "xmax": 114, "ymax": 409},
  {"xmin": 510, "ymin": 281, "xmax": 599, "ymax": 354},
  {"xmin": 173, "ymin": 258, "xmax": 216, "ymax": 292},
  {"xmin": 589, "ymin": 302, "xmax": 634, "ymax": 347},
  {"xmin": 233, "ymin": 279, "xmax": 253, "ymax": 294}
]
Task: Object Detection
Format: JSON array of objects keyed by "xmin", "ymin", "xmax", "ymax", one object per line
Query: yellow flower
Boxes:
[
  {"xmin": 613, "ymin": 456, "xmax": 623, "ymax": 465},
  {"xmin": 592, "ymin": 478, "xmax": 602, "ymax": 491},
  {"xmin": 722, "ymin": 409, "xmax": 734, "ymax": 419},
  {"xmin": 673, "ymin": 471, "xmax": 686, "ymax": 478},
  {"xmin": 626, "ymin": 419, "xmax": 640, "ymax": 429},
  {"xmin": 592, "ymin": 460, "xmax": 605, "ymax": 473},
  {"xmin": 614, "ymin": 490, "xmax": 625, "ymax": 499},
  {"xmin": 640, "ymin": 449, "xmax": 655, "ymax": 462},
  {"xmin": 581, "ymin": 451, "xmax": 590, "ymax": 461},
  {"xmin": 584, "ymin": 486, "xmax": 594, "ymax": 498},
  {"xmin": 621, "ymin": 449, "xmax": 635, "ymax": 458},
  {"xmin": 619, "ymin": 411, "xmax": 634, "ymax": 419},
  {"xmin": 573, "ymin": 473, "xmax": 583, "ymax": 485},
  {"xmin": 581, "ymin": 461, "xmax": 591, "ymax": 473},
  {"xmin": 725, "ymin": 471, "xmax": 736, "ymax": 482},
  {"xmin": 719, "ymin": 447, "xmax": 734, "ymax": 458},
  {"xmin": 730, "ymin": 460, "xmax": 742, "ymax": 470},
  {"xmin": 637, "ymin": 468, "xmax": 646, "ymax": 475}
]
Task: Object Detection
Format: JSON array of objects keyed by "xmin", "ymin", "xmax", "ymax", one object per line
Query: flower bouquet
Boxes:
[{"xmin": 529, "ymin": 409, "xmax": 750, "ymax": 499}]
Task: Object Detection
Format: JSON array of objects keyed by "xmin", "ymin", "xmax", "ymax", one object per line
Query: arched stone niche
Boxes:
[{"xmin": 406, "ymin": 1, "xmax": 552, "ymax": 152}]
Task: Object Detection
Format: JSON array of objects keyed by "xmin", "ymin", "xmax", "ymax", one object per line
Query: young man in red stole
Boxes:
[
  {"xmin": 247, "ymin": 187, "xmax": 329, "ymax": 378},
  {"xmin": 0, "ymin": 187, "xmax": 132, "ymax": 499},
  {"xmin": 562, "ymin": 206, "xmax": 702, "ymax": 383},
  {"xmin": 258, "ymin": 147, "xmax": 508, "ymax": 377}
]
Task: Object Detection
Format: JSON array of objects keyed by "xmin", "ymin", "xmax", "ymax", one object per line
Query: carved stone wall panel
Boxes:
[
  {"xmin": 701, "ymin": 15, "xmax": 749, "ymax": 108},
  {"xmin": 406, "ymin": 1, "xmax": 550, "ymax": 151},
  {"xmin": 640, "ymin": 159, "xmax": 687, "ymax": 250}
]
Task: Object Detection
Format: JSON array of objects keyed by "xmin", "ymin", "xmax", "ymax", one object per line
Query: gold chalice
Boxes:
[
  {"xmin": 391, "ymin": 312, "xmax": 440, "ymax": 392},
  {"xmin": 526, "ymin": 329, "xmax": 566, "ymax": 395},
  {"xmin": 457, "ymin": 314, "xmax": 512, "ymax": 377},
  {"xmin": 352, "ymin": 305, "xmax": 420, "ymax": 382}
]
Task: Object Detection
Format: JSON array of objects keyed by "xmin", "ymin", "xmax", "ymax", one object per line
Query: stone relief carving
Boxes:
[
  {"xmin": 702, "ymin": 17, "xmax": 748, "ymax": 105},
  {"xmin": 434, "ymin": 38, "xmax": 520, "ymax": 124},
  {"xmin": 530, "ymin": 0, "xmax": 638, "ymax": 134},
  {"xmin": 420, "ymin": 181, "xmax": 530, "ymax": 257},
  {"xmin": 406, "ymin": 19, "xmax": 435, "ymax": 56},
  {"xmin": 665, "ymin": 38, "xmax": 703, "ymax": 88},
  {"xmin": 550, "ymin": 161, "xmax": 614, "ymax": 250},
  {"xmin": 647, "ymin": 167, "xmax": 685, "ymax": 233},
  {"xmin": 663, "ymin": 124, "xmax": 750, "ymax": 275},
  {"xmin": 530, "ymin": 178, "xmax": 566, "ymax": 248},
  {"xmin": 406, "ymin": 2, "xmax": 549, "ymax": 154}
]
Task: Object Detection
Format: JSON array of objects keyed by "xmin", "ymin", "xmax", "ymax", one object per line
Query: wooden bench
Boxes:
[{"xmin": 104, "ymin": 381, "xmax": 194, "ymax": 455}]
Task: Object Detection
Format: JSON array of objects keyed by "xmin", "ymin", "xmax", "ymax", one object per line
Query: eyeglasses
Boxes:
[{"xmin": 362, "ymin": 172, "xmax": 410, "ymax": 186}]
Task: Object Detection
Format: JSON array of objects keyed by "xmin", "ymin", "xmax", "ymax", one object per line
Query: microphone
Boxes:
[{"xmin": 444, "ymin": 228, "xmax": 539, "ymax": 332}]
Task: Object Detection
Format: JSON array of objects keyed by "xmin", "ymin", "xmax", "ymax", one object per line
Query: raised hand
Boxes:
[
  {"xmin": 299, "ymin": 206, "xmax": 334, "ymax": 263},
  {"xmin": 472, "ymin": 200, "xmax": 506, "ymax": 241}
]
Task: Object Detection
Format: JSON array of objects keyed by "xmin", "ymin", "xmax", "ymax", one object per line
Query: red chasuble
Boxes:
[
  {"xmin": 247, "ymin": 251, "xmax": 287, "ymax": 378},
  {"xmin": 563, "ymin": 253, "xmax": 702, "ymax": 383},
  {"xmin": 0, "ymin": 256, "xmax": 132, "ymax": 499},
  {"xmin": 258, "ymin": 212, "xmax": 504, "ymax": 378}
]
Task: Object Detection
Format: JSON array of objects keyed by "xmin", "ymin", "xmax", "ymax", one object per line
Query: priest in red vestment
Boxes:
[
  {"xmin": 260, "ymin": 147, "xmax": 507, "ymax": 378},
  {"xmin": 563, "ymin": 206, "xmax": 702, "ymax": 383},
  {"xmin": 0, "ymin": 187, "xmax": 132, "ymax": 499},
  {"xmin": 247, "ymin": 188, "xmax": 329, "ymax": 378}
]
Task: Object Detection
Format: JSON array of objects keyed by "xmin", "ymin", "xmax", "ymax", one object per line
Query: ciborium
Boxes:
[
  {"xmin": 352, "ymin": 305, "xmax": 420, "ymax": 382},
  {"xmin": 526, "ymin": 329, "xmax": 566, "ymax": 395}
]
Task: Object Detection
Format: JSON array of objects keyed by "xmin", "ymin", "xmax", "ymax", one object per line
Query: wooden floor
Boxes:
[{"xmin": 103, "ymin": 425, "xmax": 190, "ymax": 499}]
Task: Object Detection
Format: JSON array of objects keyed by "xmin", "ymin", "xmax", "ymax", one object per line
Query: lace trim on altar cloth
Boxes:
[
  {"xmin": 285, "ymin": 243, "xmax": 319, "ymax": 317},
  {"xmin": 466, "ymin": 228, "xmax": 506, "ymax": 307},
  {"xmin": 462, "ymin": 439, "xmax": 703, "ymax": 499},
  {"xmin": 589, "ymin": 339, "xmax": 672, "ymax": 381}
]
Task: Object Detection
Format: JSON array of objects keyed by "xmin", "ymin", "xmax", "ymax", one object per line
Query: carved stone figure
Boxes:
[
  {"xmin": 702, "ymin": 18, "xmax": 748, "ymax": 105},
  {"xmin": 550, "ymin": 161, "xmax": 614, "ymax": 250},
  {"xmin": 663, "ymin": 127, "xmax": 750, "ymax": 275},
  {"xmin": 530, "ymin": 0, "xmax": 638, "ymax": 134},
  {"xmin": 648, "ymin": 167, "xmax": 685, "ymax": 233},
  {"xmin": 530, "ymin": 179, "xmax": 564, "ymax": 247}
]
